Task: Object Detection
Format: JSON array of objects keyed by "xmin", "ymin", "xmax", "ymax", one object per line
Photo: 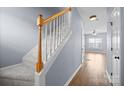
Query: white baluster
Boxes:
[
  {"xmin": 53, "ymin": 20, "xmax": 56, "ymax": 51},
  {"xmin": 65, "ymin": 13, "xmax": 67, "ymax": 36},
  {"xmin": 49, "ymin": 22, "xmax": 52, "ymax": 56},
  {"xmin": 47, "ymin": 22, "xmax": 51, "ymax": 59},
  {"xmin": 58, "ymin": 16, "xmax": 61, "ymax": 45},
  {"xmin": 56, "ymin": 17, "xmax": 59, "ymax": 47},
  {"xmin": 51, "ymin": 20, "xmax": 54, "ymax": 54},
  {"xmin": 67, "ymin": 13, "xmax": 69, "ymax": 34},
  {"xmin": 42, "ymin": 25, "xmax": 47, "ymax": 63},
  {"xmin": 62, "ymin": 14, "xmax": 64, "ymax": 39},
  {"xmin": 57, "ymin": 17, "xmax": 59, "ymax": 47},
  {"xmin": 69, "ymin": 11, "xmax": 71, "ymax": 33},
  {"xmin": 60, "ymin": 15, "xmax": 63, "ymax": 42},
  {"xmin": 45, "ymin": 24, "xmax": 48, "ymax": 61},
  {"xmin": 64, "ymin": 14, "xmax": 66, "ymax": 38},
  {"xmin": 67, "ymin": 13, "xmax": 69, "ymax": 35},
  {"xmin": 54, "ymin": 19, "xmax": 57, "ymax": 49}
]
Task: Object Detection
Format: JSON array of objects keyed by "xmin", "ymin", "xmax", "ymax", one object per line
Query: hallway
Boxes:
[{"xmin": 69, "ymin": 52, "xmax": 110, "ymax": 86}]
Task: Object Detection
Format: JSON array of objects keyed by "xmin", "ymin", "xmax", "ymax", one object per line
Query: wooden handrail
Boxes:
[
  {"xmin": 43, "ymin": 7, "xmax": 71, "ymax": 25},
  {"xmin": 36, "ymin": 8, "xmax": 71, "ymax": 73}
]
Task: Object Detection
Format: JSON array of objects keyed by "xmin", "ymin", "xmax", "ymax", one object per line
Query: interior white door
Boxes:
[
  {"xmin": 111, "ymin": 8, "xmax": 120, "ymax": 86},
  {"xmin": 107, "ymin": 21, "xmax": 112, "ymax": 81}
]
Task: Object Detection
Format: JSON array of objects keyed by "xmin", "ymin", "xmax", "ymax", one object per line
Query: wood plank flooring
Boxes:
[{"xmin": 69, "ymin": 52, "xmax": 111, "ymax": 86}]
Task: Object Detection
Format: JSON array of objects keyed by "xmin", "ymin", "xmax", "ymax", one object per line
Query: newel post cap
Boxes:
[{"xmin": 37, "ymin": 15, "xmax": 44, "ymax": 26}]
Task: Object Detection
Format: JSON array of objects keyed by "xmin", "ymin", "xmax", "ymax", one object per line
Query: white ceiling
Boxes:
[{"xmin": 77, "ymin": 7, "xmax": 107, "ymax": 34}]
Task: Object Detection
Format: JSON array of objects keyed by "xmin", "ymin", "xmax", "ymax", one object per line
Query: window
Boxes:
[{"xmin": 88, "ymin": 38, "xmax": 102, "ymax": 49}]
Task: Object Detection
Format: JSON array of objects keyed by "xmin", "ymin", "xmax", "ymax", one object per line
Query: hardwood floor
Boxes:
[{"xmin": 69, "ymin": 52, "xmax": 111, "ymax": 86}]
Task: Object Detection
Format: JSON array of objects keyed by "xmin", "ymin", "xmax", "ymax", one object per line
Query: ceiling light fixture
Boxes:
[
  {"xmin": 89, "ymin": 15, "xmax": 97, "ymax": 21},
  {"xmin": 92, "ymin": 30, "xmax": 96, "ymax": 35}
]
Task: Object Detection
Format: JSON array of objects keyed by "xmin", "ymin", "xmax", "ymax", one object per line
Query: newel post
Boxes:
[{"xmin": 36, "ymin": 15, "xmax": 44, "ymax": 73}]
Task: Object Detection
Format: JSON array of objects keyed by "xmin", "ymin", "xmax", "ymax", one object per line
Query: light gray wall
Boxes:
[
  {"xmin": 0, "ymin": 7, "xmax": 56, "ymax": 67},
  {"xmin": 120, "ymin": 8, "xmax": 124, "ymax": 85},
  {"xmin": 46, "ymin": 8, "xmax": 82, "ymax": 86},
  {"xmin": 85, "ymin": 33, "xmax": 107, "ymax": 53}
]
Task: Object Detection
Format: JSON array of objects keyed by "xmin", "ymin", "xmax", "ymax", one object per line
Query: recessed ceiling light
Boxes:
[{"xmin": 89, "ymin": 15, "xmax": 97, "ymax": 21}]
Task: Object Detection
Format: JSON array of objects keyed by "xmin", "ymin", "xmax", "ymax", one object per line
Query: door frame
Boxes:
[{"xmin": 110, "ymin": 7, "xmax": 121, "ymax": 86}]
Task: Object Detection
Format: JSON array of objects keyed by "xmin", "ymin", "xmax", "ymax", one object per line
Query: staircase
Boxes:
[
  {"xmin": 0, "ymin": 7, "xmax": 72, "ymax": 86},
  {"xmin": 25, "ymin": 7, "xmax": 72, "ymax": 85}
]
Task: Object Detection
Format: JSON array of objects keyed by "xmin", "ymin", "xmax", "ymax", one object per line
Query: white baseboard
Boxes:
[
  {"xmin": 64, "ymin": 64, "xmax": 82, "ymax": 86},
  {"xmin": 0, "ymin": 63, "xmax": 21, "ymax": 71},
  {"xmin": 106, "ymin": 70, "xmax": 112, "ymax": 83}
]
